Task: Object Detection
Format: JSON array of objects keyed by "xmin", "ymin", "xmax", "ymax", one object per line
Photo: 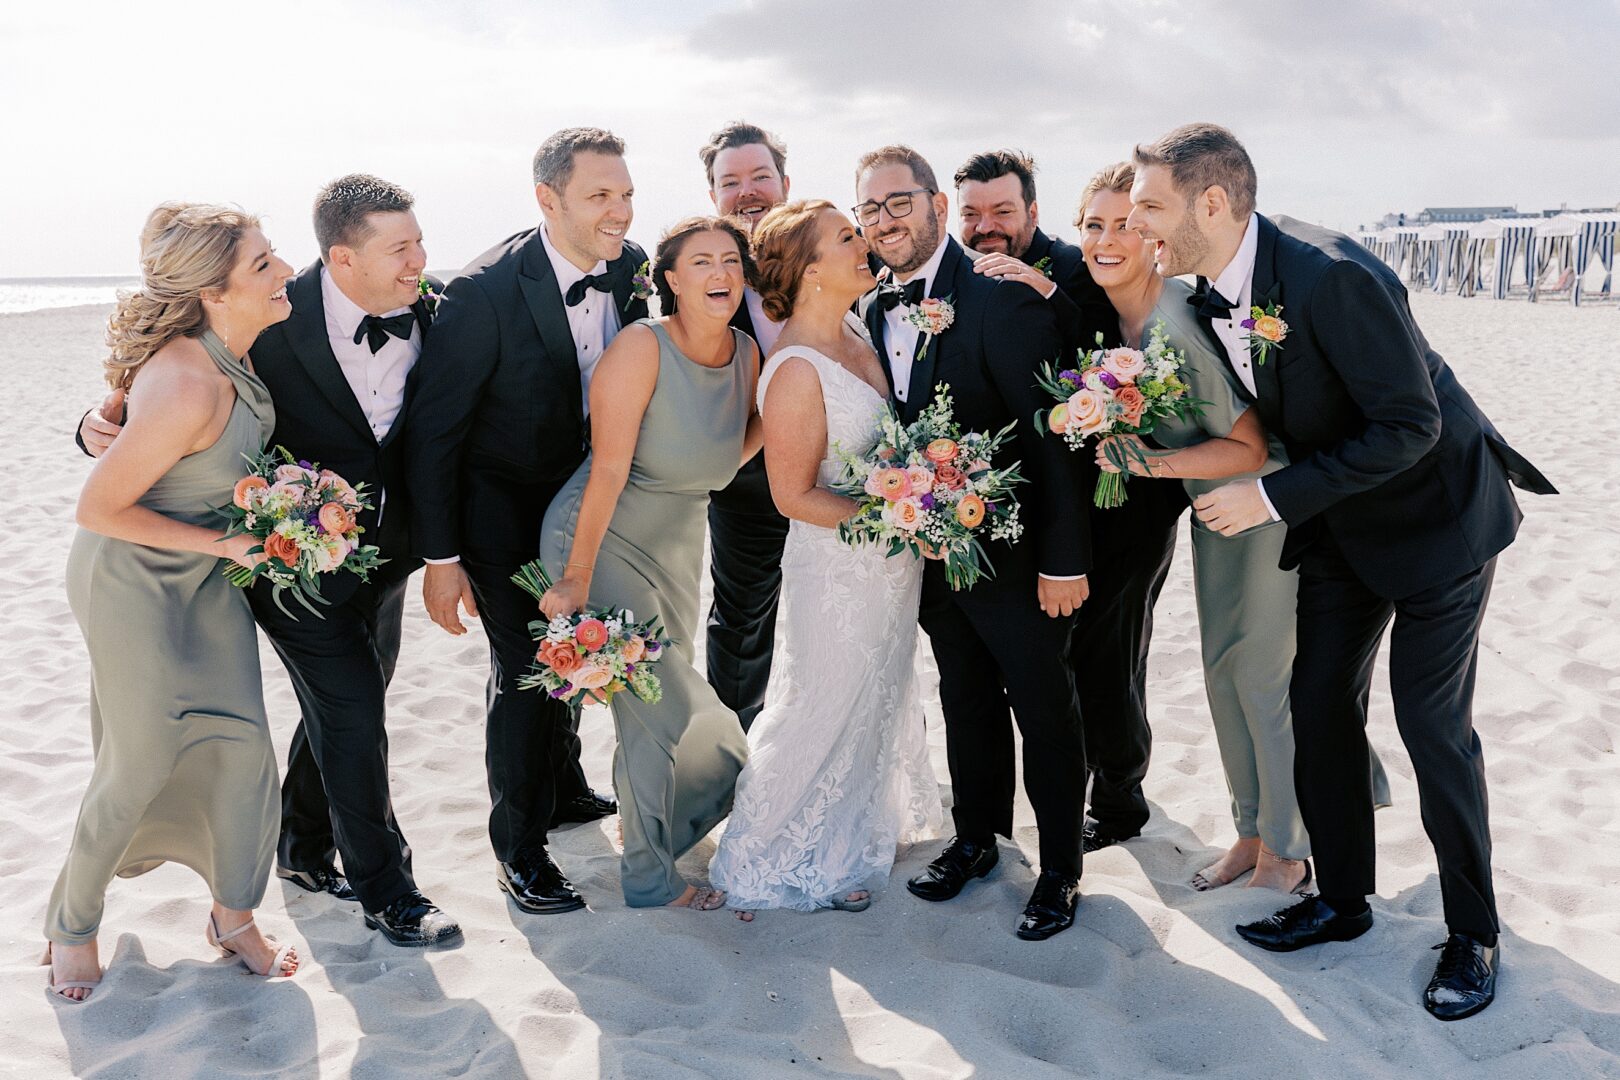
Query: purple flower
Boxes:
[
  {"xmin": 1058, "ymin": 370, "xmax": 1082, "ymax": 386},
  {"xmin": 920, "ymin": 492, "xmax": 936, "ymax": 510},
  {"xmin": 1240, "ymin": 318, "xmax": 1257, "ymax": 330},
  {"xmin": 548, "ymin": 688, "xmax": 567, "ymax": 699},
  {"xmin": 298, "ymin": 459, "xmax": 313, "ymax": 469},
  {"xmin": 625, "ymin": 663, "xmax": 636, "ymax": 674},
  {"xmin": 1097, "ymin": 370, "xmax": 1120, "ymax": 390}
]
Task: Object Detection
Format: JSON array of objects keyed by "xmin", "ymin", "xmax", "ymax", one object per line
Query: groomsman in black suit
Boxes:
[
  {"xmin": 698, "ymin": 121, "xmax": 793, "ymax": 731},
  {"xmin": 959, "ymin": 150, "xmax": 1189, "ymax": 854},
  {"xmin": 78, "ymin": 176, "xmax": 460, "ymax": 946},
  {"xmin": 1129, "ymin": 123, "xmax": 1555, "ymax": 1019},
  {"xmin": 855, "ymin": 145, "xmax": 1090, "ymax": 940},
  {"xmin": 404, "ymin": 128, "xmax": 645, "ymax": 914}
]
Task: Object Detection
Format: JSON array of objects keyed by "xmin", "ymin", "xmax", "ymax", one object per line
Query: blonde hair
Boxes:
[
  {"xmin": 750, "ymin": 199, "xmax": 837, "ymax": 322},
  {"xmin": 103, "ymin": 202, "xmax": 260, "ymax": 390},
  {"xmin": 1074, "ymin": 162, "xmax": 1136, "ymax": 227}
]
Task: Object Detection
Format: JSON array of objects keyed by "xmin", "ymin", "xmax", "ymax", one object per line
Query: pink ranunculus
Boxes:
[
  {"xmin": 1067, "ymin": 389, "xmax": 1109, "ymax": 438},
  {"xmin": 864, "ymin": 471, "xmax": 887, "ymax": 498},
  {"xmin": 1101, "ymin": 347, "xmax": 1147, "ymax": 383}
]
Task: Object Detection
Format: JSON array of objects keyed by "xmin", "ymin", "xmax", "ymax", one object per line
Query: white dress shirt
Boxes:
[
  {"xmin": 743, "ymin": 286, "xmax": 784, "ymax": 356},
  {"xmin": 880, "ymin": 233, "xmax": 950, "ymax": 404},
  {"xmin": 1205, "ymin": 213, "xmax": 1282, "ymax": 522},
  {"xmin": 540, "ymin": 223, "xmax": 623, "ymax": 417}
]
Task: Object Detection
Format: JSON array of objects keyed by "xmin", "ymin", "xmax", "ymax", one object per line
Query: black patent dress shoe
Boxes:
[
  {"xmin": 549, "ymin": 790, "xmax": 619, "ymax": 828},
  {"xmin": 1424, "ymin": 933, "xmax": 1498, "ymax": 1021},
  {"xmin": 277, "ymin": 865, "xmax": 358, "ymax": 902},
  {"xmin": 1016, "ymin": 870, "xmax": 1081, "ymax": 941},
  {"xmin": 364, "ymin": 890, "xmax": 463, "ymax": 947},
  {"xmin": 906, "ymin": 837, "xmax": 999, "ymax": 902},
  {"xmin": 1236, "ymin": 895, "xmax": 1374, "ymax": 952},
  {"xmin": 498, "ymin": 850, "xmax": 586, "ymax": 914},
  {"xmin": 1081, "ymin": 822, "xmax": 1138, "ymax": 854}
]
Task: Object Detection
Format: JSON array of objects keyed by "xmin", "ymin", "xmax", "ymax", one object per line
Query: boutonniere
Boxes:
[
  {"xmin": 624, "ymin": 260, "xmax": 654, "ymax": 312},
  {"xmin": 417, "ymin": 276, "xmax": 442, "ymax": 314},
  {"xmin": 1031, "ymin": 256, "xmax": 1053, "ymax": 279},
  {"xmin": 1241, "ymin": 301, "xmax": 1289, "ymax": 366},
  {"xmin": 903, "ymin": 295, "xmax": 955, "ymax": 362}
]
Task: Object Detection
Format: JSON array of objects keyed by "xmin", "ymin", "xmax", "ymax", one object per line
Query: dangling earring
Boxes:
[{"xmin": 816, "ymin": 279, "xmax": 822, "ymax": 293}]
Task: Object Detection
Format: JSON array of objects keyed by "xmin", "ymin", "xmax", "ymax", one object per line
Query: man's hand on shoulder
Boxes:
[{"xmin": 972, "ymin": 253, "xmax": 1057, "ymax": 299}]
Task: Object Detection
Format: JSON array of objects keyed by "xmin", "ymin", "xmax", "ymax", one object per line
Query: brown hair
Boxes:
[
  {"xmin": 750, "ymin": 200, "xmax": 838, "ymax": 322},
  {"xmin": 1133, "ymin": 123, "xmax": 1256, "ymax": 218},
  {"xmin": 854, "ymin": 145, "xmax": 939, "ymax": 193},
  {"xmin": 532, "ymin": 127, "xmax": 626, "ymax": 191},
  {"xmin": 653, "ymin": 215, "xmax": 755, "ymax": 315},
  {"xmin": 954, "ymin": 149, "xmax": 1038, "ymax": 206},
  {"xmin": 314, "ymin": 173, "xmax": 415, "ymax": 262},
  {"xmin": 698, "ymin": 121, "xmax": 788, "ymax": 187},
  {"xmin": 1074, "ymin": 162, "xmax": 1136, "ymax": 226},
  {"xmin": 103, "ymin": 202, "xmax": 261, "ymax": 390}
]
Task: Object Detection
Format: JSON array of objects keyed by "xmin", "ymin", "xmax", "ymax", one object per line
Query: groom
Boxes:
[
  {"xmin": 1128, "ymin": 122, "xmax": 1555, "ymax": 1019},
  {"xmin": 855, "ymin": 145, "xmax": 1091, "ymax": 941},
  {"xmin": 404, "ymin": 128, "xmax": 647, "ymax": 914}
]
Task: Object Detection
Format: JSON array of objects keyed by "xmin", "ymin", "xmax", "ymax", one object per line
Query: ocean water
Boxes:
[{"xmin": 0, "ymin": 277, "xmax": 138, "ymax": 314}]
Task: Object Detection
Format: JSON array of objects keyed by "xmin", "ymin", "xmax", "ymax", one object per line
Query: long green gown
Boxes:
[{"xmin": 46, "ymin": 329, "xmax": 279, "ymax": 944}]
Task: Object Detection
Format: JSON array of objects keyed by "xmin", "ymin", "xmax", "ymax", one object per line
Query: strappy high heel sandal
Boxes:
[
  {"xmin": 206, "ymin": 914, "xmax": 298, "ymax": 978},
  {"xmin": 40, "ymin": 943, "xmax": 102, "ymax": 1004}
]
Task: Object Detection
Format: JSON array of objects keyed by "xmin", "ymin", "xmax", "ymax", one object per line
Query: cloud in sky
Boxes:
[{"xmin": 2, "ymin": 0, "xmax": 1615, "ymax": 276}]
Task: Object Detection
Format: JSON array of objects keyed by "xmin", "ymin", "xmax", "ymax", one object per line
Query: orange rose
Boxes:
[
  {"xmin": 233, "ymin": 475, "xmax": 269, "ymax": 509},
  {"xmin": 924, "ymin": 438, "xmax": 959, "ymax": 464},
  {"xmin": 934, "ymin": 463, "xmax": 967, "ymax": 490},
  {"xmin": 574, "ymin": 618, "xmax": 609, "ymax": 651},
  {"xmin": 622, "ymin": 635, "xmax": 647, "ymax": 663},
  {"xmin": 539, "ymin": 639, "xmax": 583, "ymax": 677},
  {"xmin": 263, "ymin": 531, "xmax": 301, "ymax": 566},
  {"xmin": 317, "ymin": 501, "xmax": 356, "ymax": 535},
  {"xmin": 1114, "ymin": 385, "xmax": 1147, "ymax": 427},
  {"xmin": 956, "ymin": 494, "xmax": 986, "ymax": 528},
  {"xmin": 1251, "ymin": 314, "xmax": 1286, "ymax": 343}
]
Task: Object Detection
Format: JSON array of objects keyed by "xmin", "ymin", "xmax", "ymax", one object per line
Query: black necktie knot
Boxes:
[
  {"xmin": 353, "ymin": 312, "xmax": 416, "ymax": 354},
  {"xmin": 565, "ymin": 271, "xmax": 617, "ymax": 307},
  {"xmin": 1190, "ymin": 282, "xmax": 1237, "ymax": 321},
  {"xmin": 876, "ymin": 279, "xmax": 926, "ymax": 312}
]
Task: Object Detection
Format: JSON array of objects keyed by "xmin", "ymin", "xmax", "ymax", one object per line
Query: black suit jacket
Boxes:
[
  {"xmin": 1197, "ymin": 214, "xmax": 1555, "ymax": 599},
  {"xmin": 1021, "ymin": 228, "xmax": 1112, "ymax": 364},
  {"xmin": 248, "ymin": 260, "xmax": 435, "ymax": 601},
  {"xmin": 404, "ymin": 229, "xmax": 650, "ymax": 562},
  {"xmin": 862, "ymin": 236, "xmax": 1087, "ymax": 582}
]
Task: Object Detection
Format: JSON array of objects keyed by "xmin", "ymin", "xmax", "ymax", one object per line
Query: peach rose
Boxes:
[
  {"xmin": 233, "ymin": 475, "xmax": 269, "ymax": 509},
  {"xmin": 1067, "ymin": 389, "xmax": 1109, "ymax": 438},
  {"xmin": 891, "ymin": 497, "xmax": 924, "ymax": 532},
  {"xmin": 317, "ymin": 469, "xmax": 360, "ymax": 507},
  {"xmin": 875, "ymin": 467, "xmax": 912, "ymax": 502},
  {"xmin": 924, "ymin": 438, "xmax": 959, "ymax": 464},
  {"xmin": 1251, "ymin": 314, "xmax": 1287, "ymax": 343},
  {"xmin": 955, "ymin": 493, "xmax": 986, "ymax": 528},
  {"xmin": 312, "ymin": 535, "xmax": 350, "ymax": 573},
  {"xmin": 1047, "ymin": 402, "xmax": 1071, "ymax": 433},
  {"xmin": 574, "ymin": 618, "xmax": 609, "ymax": 651},
  {"xmin": 965, "ymin": 458, "xmax": 992, "ymax": 475},
  {"xmin": 934, "ymin": 463, "xmax": 967, "ymax": 490},
  {"xmin": 267, "ymin": 480, "xmax": 307, "ymax": 505},
  {"xmin": 1101, "ymin": 347, "xmax": 1146, "ymax": 383},
  {"xmin": 622, "ymin": 635, "xmax": 647, "ymax": 664},
  {"xmin": 317, "ymin": 501, "xmax": 356, "ymax": 535},
  {"xmin": 569, "ymin": 664, "xmax": 614, "ymax": 691},
  {"xmin": 263, "ymin": 530, "xmax": 301, "ymax": 566},
  {"xmin": 1114, "ymin": 385, "xmax": 1147, "ymax": 427},
  {"xmin": 539, "ymin": 639, "xmax": 583, "ymax": 677},
  {"xmin": 906, "ymin": 465, "xmax": 934, "ymax": 492}
]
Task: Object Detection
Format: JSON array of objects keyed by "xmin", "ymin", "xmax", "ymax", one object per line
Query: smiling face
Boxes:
[
  {"xmin": 329, "ymin": 210, "xmax": 426, "ymax": 314},
  {"xmin": 663, "ymin": 228, "xmax": 746, "ymax": 320},
  {"xmin": 1126, "ymin": 163, "xmax": 1211, "ymax": 278},
  {"xmin": 709, "ymin": 142, "xmax": 789, "ymax": 234},
  {"xmin": 856, "ymin": 162, "xmax": 946, "ymax": 277},
  {"xmin": 1079, "ymin": 188, "xmax": 1154, "ymax": 295},
  {"xmin": 210, "ymin": 226, "xmax": 294, "ymax": 333},
  {"xmin": 804, "ymin": 208, "xmax": 874, "ymax": 307},
  {"xmin": 958, "ymin": 173, "xmax": 1037, "ymax": 257},
  {"xmin": 539, "ymin": 150, "xmax": 634, "ymax": 268}
]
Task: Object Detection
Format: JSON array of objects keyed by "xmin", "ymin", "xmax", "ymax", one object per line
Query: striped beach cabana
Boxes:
[
  {"xmin": 1569, "ymin": 211, "xmax": 1618, "ymax": 305},
  {"xmin": 1489, "ymin": 219, "xmax": 1537, "ymax": 300}
]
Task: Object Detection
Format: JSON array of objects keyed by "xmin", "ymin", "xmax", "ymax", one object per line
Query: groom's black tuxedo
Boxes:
[
  {"xmin": 861, "ymin": 235, "xmax": 1089, "ymax": 875},
  {"xmin": 1196, "ymin": 213, "xmax": 1555, "ymax": 938},
  {"xmin": 404, "ymin": 228, "xmax": 649, "ymax": 864}
]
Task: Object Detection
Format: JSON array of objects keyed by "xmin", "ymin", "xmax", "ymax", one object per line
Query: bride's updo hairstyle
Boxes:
[
  {"xmin": 653, "ymin": 214, "xmax": 754, "ymax": 316},
  {"xmin": 750, "ymin": 199, "xmax": 837, "ymax": 322},
  {"xmin": 103, "ymin": 202, "xmax": 260, "ymax": 390}
]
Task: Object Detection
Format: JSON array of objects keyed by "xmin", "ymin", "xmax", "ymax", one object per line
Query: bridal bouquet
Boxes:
[
  {"xmin": 218, "ymin": 447, "xmax": 385, "ymax": 617},
  {"xmin": 510, "ymin": 561, "xmax": 669, "ymax": 712},
  {"xmin": 1035, "ymin": 321, "xmax": 1205, "ymax": 508},
  {"xmin": 832, "ymin": 383, "xmax": 1025, "ymax": 590}
]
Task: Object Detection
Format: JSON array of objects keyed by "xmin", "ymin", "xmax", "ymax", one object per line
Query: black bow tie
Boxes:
[
  {"xmin": 353, "ymin": 312, "xmax": 416, "ymax": 354},
  {"xmin": 565, "ymin": 270, "xmax": 618, "ymax": 307},
  {"xmin": 875, "ymin": 278, "xmax": 926, "ymax": 312},
  {"xmin": 1190, "ymin": 282, "xmax": 1238, "ymax": 321}
]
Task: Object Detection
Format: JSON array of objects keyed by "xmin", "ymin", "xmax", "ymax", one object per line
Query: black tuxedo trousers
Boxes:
[
  {"xmin": 705, "ymin": 454, "xmax": 788, "ymax": 732},
  {"xmin": 1292, "ymin": 531, "xmax": 1499, "ymax": 937}
]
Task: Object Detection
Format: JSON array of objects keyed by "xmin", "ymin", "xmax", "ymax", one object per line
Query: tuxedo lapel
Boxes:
[
  {"xmin": 903, "ymin": 238, "xmax": 964, "ymax": 410},
  {"xmin": 516, "ymin": 233, "xmax": 585, "ymax": 427},
  {"xmin": 1250, "ymin": 215, "xmax": 1284, "ymax": 418},
  {"xmin": 284, "ymin": 263, "xmax": 376, "ymax": 442},
  {"xmin": 378, "ymin": 294, "xmax": 436, "ymax": 452},
  {"xmin": 610, "ymin": 248, "xmax": 650, "ymax": 324},
  {"xmin": 862, "ymin": 290, "xmax": 896, "ymax": 397}
]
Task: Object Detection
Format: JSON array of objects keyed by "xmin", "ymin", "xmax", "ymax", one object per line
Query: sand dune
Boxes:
[{"xmin": 2, "ymin": 294, "xmax": 1616, "ymax": 1078}]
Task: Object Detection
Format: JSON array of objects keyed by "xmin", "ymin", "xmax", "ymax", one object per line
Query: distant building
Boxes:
[{"xmin": 1414, "ymin": 206, "xmax": 1516, "ymax": 224}]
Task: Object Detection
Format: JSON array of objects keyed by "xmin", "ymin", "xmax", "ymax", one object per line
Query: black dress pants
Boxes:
[{"xmin": 706, "ymin": 455, "xmax": 789, "ymax": 731}]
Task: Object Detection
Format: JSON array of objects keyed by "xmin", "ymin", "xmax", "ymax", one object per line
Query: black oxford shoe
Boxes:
[
  {"xmin": 906, "ymin": 837, "xmax": 999, "ymax": 902},
  {"xmin": 277, "ymin": 865, "xmax": 357, "ymax": 902},
  {"xmin": 1424, "ymin": 933, "xmax": 1498, "ymax": 1021},
  {"xmin": 364, "ymin": 890, "xmax": 463, "ymax": 947},
  {"xmin": 498, "ymin": 849, "xmax": 586, "ymax": 914},
  {"xmin": 549, "ymin": 790, "xmax": 619, "ymax": 828},
  {"xmin": 1236, "ymin": 896, "xmax": 1374, "ymax": 952},
  {"xmin": 1081, "ymin": 822, "xmax": 1139, "ymax": 854},
  {"xmin": 1016, "ymin": 870, "xmax": 1081, "ymax": 941}
]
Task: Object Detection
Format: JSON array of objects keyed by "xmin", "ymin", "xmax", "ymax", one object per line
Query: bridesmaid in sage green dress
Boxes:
[
  {"xmin": 44, "ymin": 205, "xmax": 301, "ymax": 1001},
  {"xmin": 540, "ymin": 217, "xmax": 759, "ymax": 909}
]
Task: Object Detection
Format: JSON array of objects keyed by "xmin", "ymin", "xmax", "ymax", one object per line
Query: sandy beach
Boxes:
[{"xmin": 1, "ymin": 293, "xmax": 1616, "ymax": 1078}]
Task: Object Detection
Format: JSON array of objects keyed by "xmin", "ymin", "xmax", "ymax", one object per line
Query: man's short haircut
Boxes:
[
  {"xmin": 699, "ymin": 121, "xmax": 788, "ymax": 187},
  {"xmin": 313, "ymin": 174, "xmax": 415, "ymax": 262},
  {"xmin": 854, "ymin": 144, "xmax": 939, "ymax": 194},
  {"xmin": 532, "ymin": 127, "xmax": 627, "ymax": 192},
  {"xmin": 953, "ymin": 149, "xmax": 1038, "ymax": 207},
  {"xmin": 1132, "ymin": 123, "xmax": 1257, "ymax": 219}
]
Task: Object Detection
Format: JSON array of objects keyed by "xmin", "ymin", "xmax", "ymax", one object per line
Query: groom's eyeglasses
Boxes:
[{"xmin": 851, "ymin": 188, "xmax": 934, "ymax": 228}]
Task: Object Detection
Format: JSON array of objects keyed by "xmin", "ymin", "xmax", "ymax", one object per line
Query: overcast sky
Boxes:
[{"xmin": 3, "ymin": 0, "xmax": 1616, "ymax": 276}]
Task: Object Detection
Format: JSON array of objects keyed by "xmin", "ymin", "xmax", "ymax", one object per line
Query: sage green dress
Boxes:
[
  {"xmin": 46, "ymin": 330, "xmax": 279, "ymax": 944},
  {"xmin": 541, "ymin": 320, "xmax": 752, "ymax": 906},
  {"xmin": 1149, "ymin": 279, "xmax": 1389, "ymax": 861}
]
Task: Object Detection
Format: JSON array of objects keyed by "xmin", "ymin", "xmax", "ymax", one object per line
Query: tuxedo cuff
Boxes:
[
  {"xmin": 1255, "ymin": 479, "xmax": 1282, "ymax": 523},
  {"xmin": 1039, "ymin": 573, "xmax": 1086, "ymax": 582},
  {"xmin": 424, "ymin": 555, "xmax": 461, "ymax": 565}
]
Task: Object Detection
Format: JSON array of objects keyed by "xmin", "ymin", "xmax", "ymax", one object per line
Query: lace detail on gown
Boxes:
[{"xmin": 709, "ymin": 331, "xmax": 942, "ymax": 910}]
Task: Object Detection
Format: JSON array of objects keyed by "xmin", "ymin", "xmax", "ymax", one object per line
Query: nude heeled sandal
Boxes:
[{"xmin": 206, "ymin": 914, "xmax": 298, "ymax": 978}]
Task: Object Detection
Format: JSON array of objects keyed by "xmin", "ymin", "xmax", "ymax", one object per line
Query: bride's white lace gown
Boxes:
[{"xmin": 709, "ymin": 335, "xmax": 942, "ymax": 911}]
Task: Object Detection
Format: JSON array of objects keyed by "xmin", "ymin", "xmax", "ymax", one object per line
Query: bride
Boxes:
[{"xmin": 709, "ymin": 200, "xmax": 941, "ymax": 918}]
